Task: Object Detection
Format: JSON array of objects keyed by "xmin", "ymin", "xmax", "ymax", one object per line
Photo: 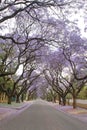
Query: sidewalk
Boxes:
[
  {"xmin": 0, "ymin": 107, "xmax": 16, "ymax": 121},
  {"xmin": 0, "ymin": 101, "xmax": 33, "ymax": 121},
  {"xmin": 53, "ymin": 103, "xmax": 87, "ymax": 123}
]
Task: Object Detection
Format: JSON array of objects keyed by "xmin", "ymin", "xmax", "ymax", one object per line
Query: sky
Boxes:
[{"xmin": 16, "ymin": 65, "xmax": 23, "ymax": 76}]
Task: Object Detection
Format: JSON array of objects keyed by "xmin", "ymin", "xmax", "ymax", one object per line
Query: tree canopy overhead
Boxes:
[{"xmin": 0, "ymin": 0, "xmax": 87, "ymax": 105}]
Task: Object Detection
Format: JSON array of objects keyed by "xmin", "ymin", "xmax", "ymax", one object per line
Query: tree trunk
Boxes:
[
  {"xmin": 7, "ymin": 96, "xmax": 12, "ymax": 104},
  {"xmin": 52, "ymin": 95, "xmax": 56, "ymax": 103},
  {"xmin": 21, "ymin": 94, "xmax": 24, "ymax": 102},
  {"xmin": 27, "ymin": 93, "xmax": 31, "ymax": 101},
  {"xmin": 62, "ymin": 97, "xmax": 66, "ymax": 106},
  {"xmin": 72, "ymin": 95, "xmax": 76, "ymax": 109},
  {"xmin": 53, "ymin": 96, "xmax": 56, "ymax": 103},
  {"xmin": 67, "ymin": 98, "xmax": 70, "ymax": 105},
  {"xmin": 58, "ymin": 95, "xmax": 61, "ymax": 105},
  {"xmin": 16, "ymin": 95, "xmax": 20, "ymax": 103},
  {"xmin": 27, "ymin": 94, "xmax": 29, "ymax": 101}
]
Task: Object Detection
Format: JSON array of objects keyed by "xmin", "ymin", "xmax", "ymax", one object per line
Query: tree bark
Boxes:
[
  {"xmin": 21, "ymin": 94, "xmax": 24, "ymax": 102},
  {"xmin": 67, "ymin": 98, "xmax": 70, "ymax": 105},
  {"xmin": 27, "ymin": 93, "xmax": 31, "ymax": 101},
  {"xmin": 62, "ymin": 97, "xmax": 66, "ymax": 106},
  {"xmin": 7, "ymin": 96, "xmax": 12, "ymax": 104},
  {"xmin": 53, "ymin": 96, "xmax": 56, "ymax": 103},
  {"xmin": 58, "ymin": 95, "xmax": 61, "ymax": 105},
  {"xmin": 16, "ymin": 95, "xmax": 20, "ymax": 103},
  {"xmin": 72, "ymin": 95, "xmax": 77, "ymax": 109}
]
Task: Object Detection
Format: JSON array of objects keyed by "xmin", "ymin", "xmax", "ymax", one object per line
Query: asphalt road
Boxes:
[{"xmin": 0, "ymin": 99, "xmax": 87, "ymax": 130}]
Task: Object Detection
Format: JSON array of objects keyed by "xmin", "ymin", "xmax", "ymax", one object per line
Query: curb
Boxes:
[{"xmin": 0, "ymin": 102, "xmax": 32, "ymax": 110}]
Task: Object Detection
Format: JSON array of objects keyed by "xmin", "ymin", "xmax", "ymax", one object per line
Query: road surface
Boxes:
[{"xmin": 0, "ymin": 99, "xmax": 87, "ymax": 130}]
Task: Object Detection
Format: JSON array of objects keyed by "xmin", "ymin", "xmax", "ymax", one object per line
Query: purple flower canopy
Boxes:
[{"xmin": 0, "ymin": 0, "xmax": 87, "ymax": 99}]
